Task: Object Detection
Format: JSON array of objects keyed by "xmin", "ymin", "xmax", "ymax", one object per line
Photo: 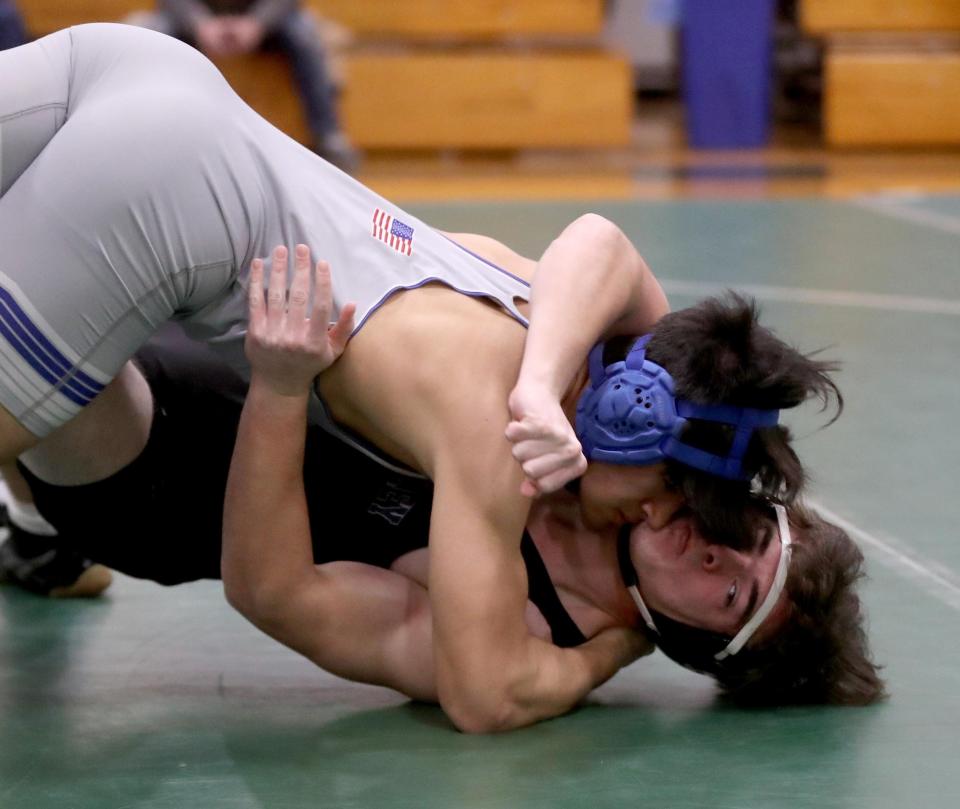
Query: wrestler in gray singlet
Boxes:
[{"xmin": 0, "ymin": 24, "xmax": 529, "ymax": 438}]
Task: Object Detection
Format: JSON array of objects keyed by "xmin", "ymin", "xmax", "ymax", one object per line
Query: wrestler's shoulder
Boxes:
[{"xmin": 439, "ymin": 232, "xmax": 537, "ymax": 282}]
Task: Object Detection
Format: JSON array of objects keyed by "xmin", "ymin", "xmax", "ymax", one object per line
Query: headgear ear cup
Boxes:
[
  {"xmin": 574, "ymin": 337, "xmax": 780, "ymax": 481},
  {"xmin": 575, "ymin": 341, "xmax": 686, "ymax": 464}
]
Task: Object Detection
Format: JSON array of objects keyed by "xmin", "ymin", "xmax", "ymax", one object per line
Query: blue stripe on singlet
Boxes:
[{"xmin": 0, "ymin": 286, "xmax": 105, "ymax": 406}]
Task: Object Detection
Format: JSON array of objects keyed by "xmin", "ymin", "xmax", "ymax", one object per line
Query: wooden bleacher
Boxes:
[
  {"xmin": 18, "ymin": 0, "xmax": 136, "ymax": 33},
  {"xmin": 802, "ymin": 1, "xmax": 960, "ymax": 33},
  {"xmin": 17, "ymin": 0, "xmax": 313, "ymax": 142},
  {"xmin": 17, "ymin": 0, "xmax": 632, "ymax": 151},
  {"xmin": 313, "ymin": 0, "xmax": 605, "ymax": 40},
  {"xmin": 801, "ymin": 0, "xmax": 960, "ymax": 146},
  {"xmin": 341, "ymin": 51, "xmax": 630, "ymax": 150}
]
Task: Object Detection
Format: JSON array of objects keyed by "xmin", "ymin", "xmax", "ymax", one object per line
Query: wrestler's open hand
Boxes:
[
  {"xmin": 245, "ymin": 244, "xmax": 356, "ymax": 396},
  {"xmin": 506, "ymin": 383, "xmax": 587, "ymax": 497}
]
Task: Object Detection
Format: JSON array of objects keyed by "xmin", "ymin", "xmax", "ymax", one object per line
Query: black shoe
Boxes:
[{"xmin": 0, "ymin": 507, "xmax": 112, "ymax": 598}]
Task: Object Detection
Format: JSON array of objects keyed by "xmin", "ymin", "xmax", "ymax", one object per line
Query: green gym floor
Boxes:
[{"xmin": 2, "ymin": 194, "xmax": 959, "ymax": 809}]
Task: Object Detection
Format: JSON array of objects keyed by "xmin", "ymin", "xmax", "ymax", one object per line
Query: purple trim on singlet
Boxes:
[
  {"xmin": 352, "ymin": 278, "xmax": 529, "ymax": 336},
  {"xmin": 351, "ymin": 236, "xmax": 530, "ymax": 336},
  {"xmin": 442, "ymin": 235, "xmax": 532, "ymax": 289},
  {"xmin": 0, "ymin": 288, "xmax": 105, "ymax": 405}
]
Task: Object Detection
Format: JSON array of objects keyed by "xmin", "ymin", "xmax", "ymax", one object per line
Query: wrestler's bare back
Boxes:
[
  {"xmin": 317, "ymin": 232, "xmax": 537, "ymax": 475},
  {"xmin": 317, "ymin": 233, "xmax": 638, "ymax": 642}
]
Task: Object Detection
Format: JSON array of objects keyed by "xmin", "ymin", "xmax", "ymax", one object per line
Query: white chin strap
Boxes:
[
  {"xmin": 626, "ymin": 583, "xmax": 658, "ymax": 633},
  {"xmin": 627, "ymin": 504, "xmax": 793, "ymax": 661}
]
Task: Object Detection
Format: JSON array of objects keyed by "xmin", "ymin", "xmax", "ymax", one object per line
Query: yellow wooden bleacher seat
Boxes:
[
  {"xmin": 342, "ymin": 50, "xmax": 631, "ymax": 149},
  {"xmin": 214, "ymin": 53, "xmax": 312, "ymax": 145},
  {"xmin": 802, "ymin": 0, "xmax": 960, "ymax": 33},
  {"xmin": 17, "ymin": 0, "xmax": 313, "ymax": 144},
  {"xmin": 311, "ymin": 0, "xmax": 603, "ymax": 40},
  {"xmin": 18, "ymin": 0, "xmax": 141, "ymax": 34},
  {"xmin": 17, "ymin": 0, "xmax": 632, "ymax": 151},
  {"xmin": 825, "ymin": 38, "xmax": 960, "ymax": 146},
  {"xmin": 802, "ymin": 0, "xmax": 960, "ymax": 146}
]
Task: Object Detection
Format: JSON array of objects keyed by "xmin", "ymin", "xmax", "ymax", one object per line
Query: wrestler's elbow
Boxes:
[
  {"xmin": 222, "ymin": 567, "xmax": 284, "ymax": 626},
  {"xmin": 438, "ymin": 673, "xmax": 526, "ymax": 734},
  {"xmin": 441, "ymin": 693, "xmax": 518, "ymax": 735},
  {"xmin": 222, "ymin": 571, "xmax": 259, "ymax": 619},
  {"xmin": 564, "ymin": 214, "xmax": 640, "ymax": 281},
  {"xmin": 566, "ymin": 212, "xmax": 628, "ymax": 252}
]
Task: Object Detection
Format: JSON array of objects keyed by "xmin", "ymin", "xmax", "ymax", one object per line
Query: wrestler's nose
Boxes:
[
  {"xmin": 641, "ymin": 490, "xmax": 685, "ymax": 530},
  {"xmin": 700, "ymin": 544, "xmax": 749, "ymax": 573}
]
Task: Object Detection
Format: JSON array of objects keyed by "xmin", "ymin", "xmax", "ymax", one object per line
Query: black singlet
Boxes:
[{"xmin": 19, "ymin": 327, "xmax": 586, "ymax": 648}]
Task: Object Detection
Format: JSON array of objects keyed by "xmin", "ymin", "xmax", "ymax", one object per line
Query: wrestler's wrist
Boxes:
[
  {"xmin": 512, "ymin": 369, "xmax": 565, "ymax": 401},
  {"xmin": 591, "ymin": 627, "xmax": 650, "ymax": 669},
  {"xmin": 248, "ymin": 374, "xmax": 315, "ymax": 403}
]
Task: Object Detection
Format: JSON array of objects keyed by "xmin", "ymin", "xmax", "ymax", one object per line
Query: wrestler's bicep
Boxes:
[{"xmin": 260, "ymin": 561, "xmax": 437, "ymax": 702}]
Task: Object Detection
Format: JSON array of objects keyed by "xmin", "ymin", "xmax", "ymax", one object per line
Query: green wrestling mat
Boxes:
[{"xmin": 3, "ymin": 195, "xmax": 958, "ymax": 808}]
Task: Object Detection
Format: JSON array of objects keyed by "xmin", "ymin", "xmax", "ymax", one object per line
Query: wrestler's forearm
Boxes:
[
  {"xmin": 429, "ymin": 470, "xmax": 642, "ymax": 733},
  {"xmin": 223, "ymin": 378, "xmax": 439, "ymax": 700},
  {"xmin": 292, "ymin": 560, "xmax": 440, "ymax": 703},
  {"xmin": 499, "ymin": 628, "xmax": 647, "ymax": 728},
  {"xmin": 518, "ymin": 213, "xmax": 668, "ymax": 397},
  {"xmin": 222, "ymin": 380, "xmax": 315, "ymax": 609},
  {"xmin": 432, "ymin": 547, "xmax": 641, "ymax": 732}
]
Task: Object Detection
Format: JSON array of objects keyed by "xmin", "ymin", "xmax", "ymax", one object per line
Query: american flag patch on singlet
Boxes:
[{"xmin": 372, "ymin": 208, "xmax": 414, "ymax": 256}]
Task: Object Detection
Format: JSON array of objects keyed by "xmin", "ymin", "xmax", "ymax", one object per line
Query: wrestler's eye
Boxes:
[{"xmin": 726, "ymin": 581, "xmax": 738, "ymax": 607}]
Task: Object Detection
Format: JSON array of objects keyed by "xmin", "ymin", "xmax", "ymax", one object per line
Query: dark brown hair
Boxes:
[
  {"xmin": 716, "ymin": 503, "xmax": 886, "ymax": 706},
  {"xmin": 610, "ymin": 292, "xmax": 842, "ymax": 548}
]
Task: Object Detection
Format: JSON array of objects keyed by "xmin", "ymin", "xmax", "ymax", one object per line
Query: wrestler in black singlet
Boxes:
[{"xmin": 19, "ymin": 327, "xmax": 586, "ymax": 648}]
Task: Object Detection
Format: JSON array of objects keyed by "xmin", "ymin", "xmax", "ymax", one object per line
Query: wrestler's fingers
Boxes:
[
  {"xmin": 267, "ymin": 245, "xmax": 288, "ymax": 328},
  {"xmin": 504, "ymin": 419, "xmax": 549, "ymax": 442},
  {"xmin": 310, "ymin": 259, "xmax": 334, "ymax": 341},
  {"xmin": 327, "ymin": 302, "xmax": 356, "ymax": 357},
  {"xmin": 532, "ymin": 459, "xmax": 587, "ymax": 494},
  {"xmin": 519, "ymin": 450, "xmax": 581, "ymax": 482},
  {"xmin": 505, "ymin": 422, "xmax": 579, "ymax": 457},
  {"xmin": 510, "ymin": 436, "xmax": 560, "ymax": 463},
  {"xmin": 519, "ymin": 479, "xmax": 540, "ymax": 498},
  {"xmin": 510, "ymin": 432, "xmax": 581, "ymax": 463},
  {"xmin": 288, "ymin": 244, "xmax": 312, "ymax": 329},
  {"xmin": 248, "ymin": 258, "xmax": 266, "ymax": 334}
]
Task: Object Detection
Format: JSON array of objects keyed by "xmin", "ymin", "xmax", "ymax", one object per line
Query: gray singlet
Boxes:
[{"xmin": 0, "ymin": 24, "xmax": 530, "ymax": 438}]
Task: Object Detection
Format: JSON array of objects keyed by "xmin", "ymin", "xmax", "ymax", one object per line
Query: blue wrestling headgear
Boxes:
[{"xmin": 574, "ymin": 336, "xmax": 781, "ymax": 481}]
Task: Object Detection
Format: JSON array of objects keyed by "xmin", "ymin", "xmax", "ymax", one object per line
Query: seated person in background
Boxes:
[
  {"xmin": 128, "ymin": 0, "xmax": 357, "ymax": 169},
  {"xmin": 0, "ymin": 0, "xmax": 26, "ymax": 50}
]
